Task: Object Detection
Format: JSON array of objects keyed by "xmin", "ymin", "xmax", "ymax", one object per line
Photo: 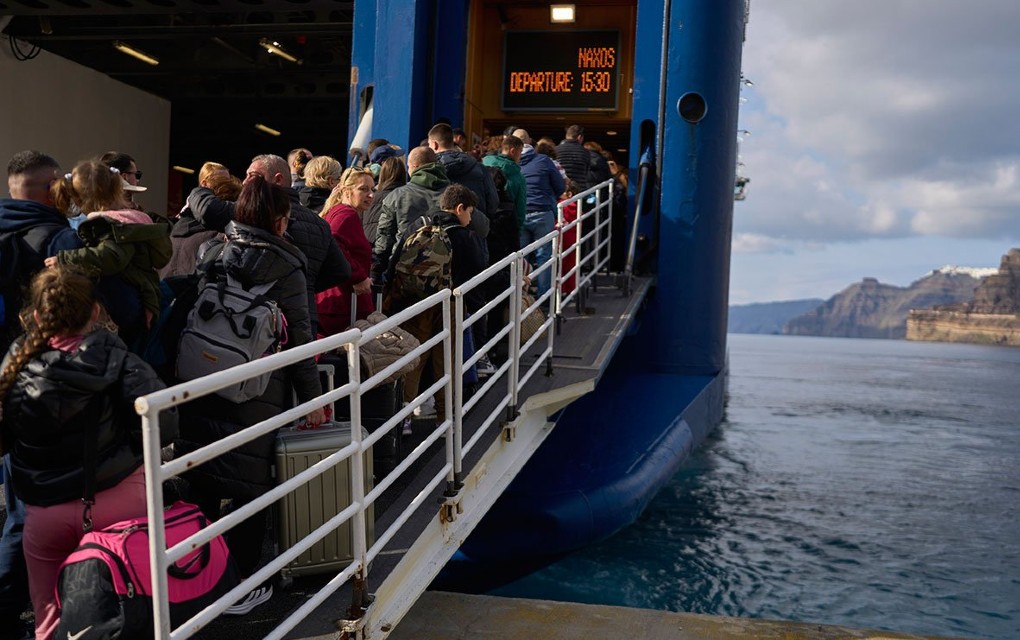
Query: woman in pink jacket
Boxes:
[{"xmin": 315, "ymin": 167, "xmax": 376, "ymax": 335}]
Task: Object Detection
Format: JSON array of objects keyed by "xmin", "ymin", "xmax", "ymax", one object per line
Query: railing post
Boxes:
[
  {"xmin": 608, "ymin": 180, "xmax": 615, "ymax": 281},
  {"xmin": 554, "ymin": 202, "xmax": 565, "ymax": 334},
  {"xmin": 141, "ymin": 411, "xmax": 170, "ymax": 639},
  {"xmin": 442, "ymin": 295, "xmax": 456, "ymax": 494},
  {"xmin": 346, "ymin": 341, "xmax": 370, "ymax": 616},
  {"xmin": 452, "ymin": 293, "xmax": 464, "ymax": 491},
  {"xmin": 574, "ymin": 197, "xmax": 584, "ymax": 315},
  {"xmin": 545, "ymin": 236, "xmax": 557, "ymax": 378},
  {"xmin": 593, "ymin": 185, "xmax": 602, "ymax": 291},
  {"xmin": 507, "ymin": 259, "xmax": 521, "ymax": 422}
]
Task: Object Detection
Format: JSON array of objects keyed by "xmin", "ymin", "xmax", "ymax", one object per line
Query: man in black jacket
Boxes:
[
  {"xmin": 428, "ymin": 123, "xmax": 498, "ymax": 224},
  {"xmin": 0, "ymin": 150, "xmax": 83, "ymax": 640},
  {"xmin": 188, "ymin": 153, "xmax": 352, "ymax": 334},
  {"xmin": 556, "ymin": 124, "xmax": 593, "ymax": 191}
]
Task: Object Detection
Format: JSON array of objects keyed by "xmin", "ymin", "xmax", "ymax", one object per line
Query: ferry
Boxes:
[{"xmin": 1, "ymin": 0, "xmax": 746, "ymax": 637}]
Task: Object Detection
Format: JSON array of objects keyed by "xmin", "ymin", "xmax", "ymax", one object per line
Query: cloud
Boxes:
[{"xmin": 736, "ymin": 0, "xmax": 1020, "ymax": 245}]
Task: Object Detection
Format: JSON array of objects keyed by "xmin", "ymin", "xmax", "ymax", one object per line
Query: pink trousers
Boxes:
[{"xmin": 23, "ymin": 466, "xmax": 147, "ymax": 640}]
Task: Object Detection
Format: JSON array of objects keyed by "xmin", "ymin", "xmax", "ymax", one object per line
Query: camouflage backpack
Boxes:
[{"xmin": 391, "ymin": 215, "xmax": 459, "ymax": 303}]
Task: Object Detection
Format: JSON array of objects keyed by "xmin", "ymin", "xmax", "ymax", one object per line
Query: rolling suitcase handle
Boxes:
[
  {"xmin": 349, "ymin": 290, "xmax": 384, "ymax": 328},
  {"xmin": 293, "ymin": 363, "xmax": 336, "ymax": 427}
]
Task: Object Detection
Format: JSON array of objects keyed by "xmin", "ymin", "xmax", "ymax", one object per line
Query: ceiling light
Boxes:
[
  {"xmin": 172, "ymin": 165, "xmax": 195, "ymax": 175},
  {"xmin": 113, "ymin": 41, "xmax": 159, "ymax": 66},
  {"xmin": 259, "ymin": 38, "xmax": 302, "ymax": 65},
  {"xmin": 606, "ymin": 130, "xmax": 618, "ymax": 136},
  {"xmin": 550, "ymin": 4, "xmax": 576, "ymax": 23},
  {"xmin": 617, "ymin": 148, "xmax": 627, "ymax": 153},
  {"xmin": 255, "ymin": 123, "xmax": 282, "ymax": 136}
]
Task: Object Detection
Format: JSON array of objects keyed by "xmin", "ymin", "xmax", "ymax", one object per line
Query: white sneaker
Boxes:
[
  {"xmin": 413, "ymin": 396, "xmax": 437, "ymax": 419},
  {"xmin": 224, "ymin": 583, "xmax": 273, "ymax": 616},
  {"xmin": 475, "ymin": 355, "xmax": 496, "ymax": 377}
]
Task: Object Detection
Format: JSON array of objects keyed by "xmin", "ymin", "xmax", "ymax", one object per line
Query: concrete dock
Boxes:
[{"xmin": 389, "ymin": 592, "xmax": 969, "ymax": 640}]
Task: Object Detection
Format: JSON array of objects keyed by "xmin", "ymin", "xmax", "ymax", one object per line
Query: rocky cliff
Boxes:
[
  {"xmin": 906, "ymin": 249, "xmax": 1020, "ymax": 346},
  {"xmin": 728, "ymin": 299, "xmax": 825, "ymax": 335},
  {"xmin": 784, "ymin": 271, "xmax": 984, "ymax": 339}
]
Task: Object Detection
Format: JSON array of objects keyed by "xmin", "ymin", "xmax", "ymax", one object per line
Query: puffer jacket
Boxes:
[
  {"xmin": 519, "ymin": 149, "xmax": 566, "ymax": 213},
  {"xmin": 175, "ymin": 221, "xmax": 322, "ymax": 500},
  {"xmin": 298, "ymin": 185, "xmax": 331, "ymax": 214},
  {"xmin": 437, "ymin": 148, "xmax": 499, "ymax": 217},
  {"xmin": 554, "ymin": 139, "xmax": 592, "ymax": 190},
  {"xmin": 187, "ymin": 186, "xmax": 353, "ymax": 333},
  {"xmin": 0, "ymin": 329, "xmax": 178, "ymax": 506},
  {"xmin": 59, "ymin": 209, "xmax": 172, "ymax": 318}
]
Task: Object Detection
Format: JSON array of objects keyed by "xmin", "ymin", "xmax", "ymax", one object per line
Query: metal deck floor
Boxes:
[{"xmin": 193, "ymin": 274, "xmax": 654, "ymax": 639}]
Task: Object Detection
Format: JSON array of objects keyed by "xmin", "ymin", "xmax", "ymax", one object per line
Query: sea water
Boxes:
[{"xmin": 492, "ymin": 334, "xmax": 1020, "ymax": 640}]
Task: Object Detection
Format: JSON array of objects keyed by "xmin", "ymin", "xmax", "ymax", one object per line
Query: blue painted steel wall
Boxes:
[
  {"xmin": 349, "ymin": 0, "xmax": 469, "ymax": 152},
  {"xmin": 629, "ymin": 0, "xmax": 667, "ymax": 267},
  {"xmin": 631, "ymin": 0, "xmax": 743, "ymax": 376},
  {"xmin": 431, "ymin": 0, "xmax": 469, "ymax": 127}
]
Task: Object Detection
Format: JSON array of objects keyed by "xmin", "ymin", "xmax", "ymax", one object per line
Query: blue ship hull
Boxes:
[
  {"xmin": 350, "ymin": 0, "xmax": 745, "ymax": 589},
  {"xmin": 436, "ymin": 334, "xmax": 727, "ymax": 590}
]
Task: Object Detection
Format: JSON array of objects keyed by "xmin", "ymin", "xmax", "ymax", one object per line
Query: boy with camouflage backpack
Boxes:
[{"xmin": 384, "ymin": 184, "xmax": 486, "ymax": 425}]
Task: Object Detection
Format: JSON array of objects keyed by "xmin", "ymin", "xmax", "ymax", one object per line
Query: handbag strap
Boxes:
[{"xmin": 79, "ymin": 389, "xmax": 113, "ymax": 533}]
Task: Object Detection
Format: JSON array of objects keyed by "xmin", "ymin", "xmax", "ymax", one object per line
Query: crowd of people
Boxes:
[{"xmin": 0, "ymin": 123, "xmax": 627, "ymax": 639}]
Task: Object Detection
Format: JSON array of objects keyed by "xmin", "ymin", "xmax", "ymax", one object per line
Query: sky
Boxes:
[{"xmin": 730, "ymin": 0, "xmax": 1020, "ymax": 304}]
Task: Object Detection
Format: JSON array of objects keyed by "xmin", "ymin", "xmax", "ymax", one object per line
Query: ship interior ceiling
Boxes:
[
  {"xmin": 3, "ymin": 0, "xmax": 637, "ymax": 197},
  {"xmin": 1, "ymin": 0, "xmax": 356, "ymax": 194}
]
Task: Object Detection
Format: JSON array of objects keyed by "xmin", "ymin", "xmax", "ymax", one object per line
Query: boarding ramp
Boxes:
[{"xmin": 135, "ymin": 180, "xmax": 651, "ymax": 639}]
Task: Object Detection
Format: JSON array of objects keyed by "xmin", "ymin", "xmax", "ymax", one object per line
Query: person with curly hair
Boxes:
[{"xmin": 0, "ymin": 265, "xmax": 177, "ymax": 639}]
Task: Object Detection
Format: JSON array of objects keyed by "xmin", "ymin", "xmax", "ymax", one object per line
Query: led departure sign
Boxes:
[{"xmin": 502, "ymin": 30, "xmax": 620, "ymax": 112}]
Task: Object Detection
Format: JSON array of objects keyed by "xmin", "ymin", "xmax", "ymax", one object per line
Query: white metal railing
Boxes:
[
  {"xmin": 555, "ymin": 180, "xmax": 615, "ymax": 318},
  {"xmin": 136, "ymin": 182, "xmax": 614, "ymax": 639}
]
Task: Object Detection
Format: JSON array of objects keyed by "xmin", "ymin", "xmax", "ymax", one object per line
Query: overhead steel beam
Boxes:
[
  {"xmin": 0, "ymin": 0, "xmax": 353, "ymax": 17},
  {"xmin": 5, "ymin": 22, "xmax": 353, "ymax": 41}
]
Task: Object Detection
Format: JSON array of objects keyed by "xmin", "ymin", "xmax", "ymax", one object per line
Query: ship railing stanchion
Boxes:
[
  {"xmin": 593, "ymin": 185, "xmax": 602, "ymax": 292},
  {"xmin": 346, "ymin": 339, "xmax": 371, "ymax": 617},
  {"xmin": 141, "ymin": 408, "xmax": 170, "ymax": 639},
  {"xmin": 507, "ymin": 258, "xmax": 522, "ymax": 424},
  {"xmin": 451, "ymin": 293, "xmax": 464, "ymax": 492},
  {"xmin": 603, "ymin": 180, "xmax": 612, "ymax": 287},
  {"xmin": 545, "ymin": 235, "xmax": 557, "ymax": 378},
  {"xmin": 554, "ymin": 202, "xmax": 565, "ymax": 334},
  {"xmin": 575, "ymin": 197, "xmax": 584, "ymax": 315}
]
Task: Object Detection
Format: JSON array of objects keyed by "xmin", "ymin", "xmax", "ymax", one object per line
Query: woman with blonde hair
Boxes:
[
  {"xmin": 316, "ymin": 167, "xmax": 375, "ymax": 335},
  {"xmin": 298, "ymin": 155, "xmax": 343, "ymax": 214},
  {"xmin": 198, "ymin": 161, "xmax": 229, "ymax": 188}
]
